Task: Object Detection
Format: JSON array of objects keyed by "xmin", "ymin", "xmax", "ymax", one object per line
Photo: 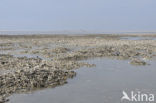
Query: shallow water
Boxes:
[
  {"xmin": 9, "ymin": 58, "xmax": 156, "ymax": 103},
  {"xmin": 120, "ymin": 36, "xmax": 156, "ymax": 40}
]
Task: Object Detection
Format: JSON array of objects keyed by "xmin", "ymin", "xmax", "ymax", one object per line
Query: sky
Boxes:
[{"xmin": 0, "ymin": 0, "xmax": 156, "ymax": 32}]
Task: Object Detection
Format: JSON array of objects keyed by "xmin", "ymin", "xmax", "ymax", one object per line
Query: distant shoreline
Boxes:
[
  {"xmin": 0, "ymin": 33, "xmax": 156, "ymax": 38},
  {"xmin": 0, "ymin": 31, "xmax": 156, "ymax": 36}
]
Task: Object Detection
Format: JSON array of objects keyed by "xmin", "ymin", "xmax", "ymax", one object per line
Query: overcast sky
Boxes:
[{"xmin": 0, "ymin": 0, "xmax": 156, "ymax": 32}]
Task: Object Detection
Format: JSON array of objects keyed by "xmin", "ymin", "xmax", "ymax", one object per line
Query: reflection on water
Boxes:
[{"xmin": 9, "ymin": 58, "xmax": 156, "ymax": 103}]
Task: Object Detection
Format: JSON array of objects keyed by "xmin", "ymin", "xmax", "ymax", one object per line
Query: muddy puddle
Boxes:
[{"xmin": 9, "ymin": 58, "xmax": 156, "ymax": 103}]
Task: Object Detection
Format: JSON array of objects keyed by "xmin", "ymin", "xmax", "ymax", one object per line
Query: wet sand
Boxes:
[{"xmin": 0, "ymin": 34, "xmax": 156, "ymax": 102}]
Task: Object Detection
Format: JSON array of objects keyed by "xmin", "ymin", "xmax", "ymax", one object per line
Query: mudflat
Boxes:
[{"xmin": 0, "ymin": 34, "xmax": 156, "ymax": 102}]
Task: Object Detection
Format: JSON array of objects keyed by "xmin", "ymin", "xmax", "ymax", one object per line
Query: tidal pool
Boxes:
[
  {"xmin": 9, "ymin": 58, "xmax": 156, "ymax": 103},
  {"xmin": 120, "ymin": 36, "xmax": 156, "ymax": 40}
]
